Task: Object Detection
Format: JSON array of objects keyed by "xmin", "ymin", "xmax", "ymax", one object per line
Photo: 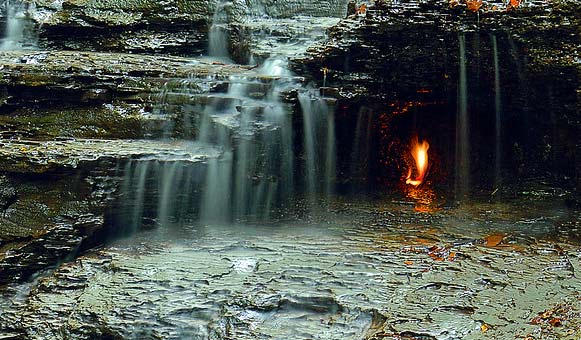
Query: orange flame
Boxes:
[{"xmin": 405, "ymin": 137, "xmax": 430, "ymax": 186}]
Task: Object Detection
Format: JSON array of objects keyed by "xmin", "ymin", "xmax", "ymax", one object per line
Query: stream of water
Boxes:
[
  {"xmin": 455, "ymin": 33, "xmax": 470, "ymax": 200},
  {"xmin": 0, "ymin": 0, "xmax": 35, "ymax": 50},
  {"xmin": 119, "ymin": 8, "xmax": 339, "ymax": 227},
  {"xmin": 492, "ymin": 34, "xmax": 503, "ymax": 193}
]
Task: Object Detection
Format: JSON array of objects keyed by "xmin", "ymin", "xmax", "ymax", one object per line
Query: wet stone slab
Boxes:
[
  {"xmin": 0, "ymin": 51, "xmax": 256, "ymax": 105},
  {"xmin": 1, "ymin": 198, "xmax": 579, "ymax": 339},
  {"xmin": 0, "ymin": 139, "xmax": 222, "ymax": 173}
]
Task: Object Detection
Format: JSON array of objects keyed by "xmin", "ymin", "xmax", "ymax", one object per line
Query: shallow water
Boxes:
[{"xmin": 2, "ymin": 196, "xmax": 579, "ymax": 339}]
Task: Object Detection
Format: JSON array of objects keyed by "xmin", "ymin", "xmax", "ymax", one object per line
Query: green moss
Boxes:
[{"xmin": 0, "ymin": 104, "xmax": 146, "ymax": 139}]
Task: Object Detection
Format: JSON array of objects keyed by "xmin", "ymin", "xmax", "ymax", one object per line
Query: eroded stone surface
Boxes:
[
  {"xmin": 1, "ymin": 197, "xmax": 579, "ymax": 339},
  {"xmin": 0, "ymin": 139, "xmax": 220, "ymax": 173},
  {"xmin": 0, "ymin": 50, "xmax": 254, "ymax": 105}
]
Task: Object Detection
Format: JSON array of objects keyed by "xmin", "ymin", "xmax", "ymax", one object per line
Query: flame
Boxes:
[{"xmin": 405, "ymin": 137, "xmax": 430, "ymax": 187}]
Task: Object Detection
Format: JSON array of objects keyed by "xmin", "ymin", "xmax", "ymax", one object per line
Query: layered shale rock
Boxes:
[
  {"xmin": 0, "ymin": 139, "xmax": 220, "ymax": 285},
  {"xmin": 291, "ymin": 0, "xmax": 579, "ymax": 195},
  {"xmin": 28, "ymin": 0, "xmax": 350, "ymax": 56}
]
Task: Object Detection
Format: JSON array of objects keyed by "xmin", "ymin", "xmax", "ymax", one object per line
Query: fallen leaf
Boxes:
[
  {"xmin": 357, "ymin": 3, "xmax": 367, "ymax": 15},
  {"xmin": 404, "ymin": 260, "xmax": 414, "ymax": 266},
  {"xmin": 549, "ymin": 318, "xmax": 562, "ymax": 327},
  {"xmin": 507, "ymin": 0, "xmax": 520, "ymax": 10},
  {"xmin": 448, "ymin": 252, "xmax": 457, "ymax": 261},
  {"xmin": 484, "ymin": 234, "xmax": 506, "ymax": 247},
  {"xmin": 466, "ymin": 0, "xmax": 482, "ymax": 12},
  {"xmin": 481, "ymin": 323, "xmax": 490, "ymax": 333},
  {"xmin": 540, "ymin": 310, "xmax": 553, "ymax": 319}
]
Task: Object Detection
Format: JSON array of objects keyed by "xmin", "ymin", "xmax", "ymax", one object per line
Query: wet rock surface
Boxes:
[
  {"xmin": 0, "ymin": 139, "xmax": 220, "ymax": 173},
  {"xmin": 0, "ymin": 0, "xmax": 578, "ymax": 338},
  {"xmin": 0, "ymin": 139, "xmax": 219, "ymax": 286},
  {"xmin": 291, "ymin": 0, "xmax": 579, "ymax": 197},
  {"xmin": 1, "ymin": 196, "xmax": 579, "ymax": 339},
  {"xmin": 0, "ymin": 170, "xmax": 112, "ymax": 286},
  {"xmin": 0, "ymin": 51, "xmax": 254, "ymax": 106},
  {"xmin": 294, "ymin": 0, "xmax": 580, "ymax": 100},
  {"xmin": 28, "ymin": 0, "xmax": 349, "ymax": 56}
]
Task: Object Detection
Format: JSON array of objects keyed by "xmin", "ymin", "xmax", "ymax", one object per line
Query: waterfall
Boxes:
[
  {"xmin": 0, "ymin": 0, "xmax": 34, "ymax": 50},
  {"xmin": 119, "ymin": 58, "xmax": 337, "ymax": 227},
  {"xmin": 299, "ymin": 92, "xmax": 336, "ymax": 203},
  {"xmin": 196, "ymin": 57, "xmax": 335, "ymax": 223},
  {"xmin": 208, "ymin": 0, "xmax": 231, "ymax": 59},
  {"xmin": 350, "ymin": 107, "xmax": 374, "ymax": 192},
  {"xmin": 492, "ymin": 34, "xmax": 502, "ymax": 193},
  {"xmin": 455, "ymin": 34, "xmax": 470, "ymax": 200}
]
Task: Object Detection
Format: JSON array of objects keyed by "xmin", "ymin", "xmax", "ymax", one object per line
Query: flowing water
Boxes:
[
  {"xmin": 0, "ymin": 0, "xmax": 35, "ymax": 50},
  {"xmin": 119, "ymin": 57, "xmax": 337, "ymax": 227},
  {"xmin": 299, "ymin": 91, "xmax": 336, "ymax": 204},
  {"xmin": 208, "ymin": 0, "xmax": 232, "ymax": 60},
  {"xmin": 455, "ymin": 34, "xmax": 470, "ymax": 200},
  {"xmin": 492, "ymin": 34, "xmax": 502, "ymax": 193},
  {"xmin": 1, "ymin": 3, "xmax": 579, "ymax": 340}
]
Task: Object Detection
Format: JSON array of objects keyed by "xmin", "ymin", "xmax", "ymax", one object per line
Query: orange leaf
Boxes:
[
  {"xmin": 549, "ymin": 318, "xmax": 562, "ymax": 327},
  {"xmin": 448, "ymin": 252, "xmax": 457, "ymax": 261},
  {"xmin": 507, "ymin": 0, "xmax": 520, "ymax": 10},
  {"xmin": 404, "ymin": 260, "xmax": 414, "ymax": 266},
  {"xmin": 466, "ymin": 0, "xmax": 482, "ymax": 12},
  {"xmin": 357, "ymin": 4, "xmax": 367, "ymax": 14},
  {"xmin": 540, "ymin": 310, "xmax": 553, "ymax": 319},
  {"xmin": 481, "ymin": 323, "xmax": 490, "ymax": 333},
  {"xmin": 484, "ymin": 234, "xmax": 506, "ymax": 247}
]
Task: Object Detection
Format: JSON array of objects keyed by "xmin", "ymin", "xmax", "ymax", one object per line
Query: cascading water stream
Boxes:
[
  {"xmin": 115, "ymin": 0, "xmax": 339, "ymax": 230},
  {"xmin": 0, "ymin": 0, "xmax": 34, "ymax": 50},
  {"xmin": 208, "ymin": 0, "xmax": 232, "ymax": 60},
  {"xmin": 455, "ymin": 33, "xmax": 470, "ymax": 200},
  {"xmin": 350, "ymin": 107, "xmax": 374, "ymax": 192},
  {"xmin": 492, "ymin": 34, "xmax": 502, "ymax": 193},
  {"xmin": 299, "ymin": 91, "xmax": 336, "ymax": 203},
  {"xmin": 198, "ymin": 58, "xmax": 335, "ymax": 223},
  {"xmin": 119, "ymin": 57, "xmax": 337, "ymax": 228}
]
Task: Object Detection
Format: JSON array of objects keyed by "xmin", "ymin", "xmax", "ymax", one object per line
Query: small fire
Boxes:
[{"xmin": 405, "ymin": 137, "xmax": 430, "ymax": 187}]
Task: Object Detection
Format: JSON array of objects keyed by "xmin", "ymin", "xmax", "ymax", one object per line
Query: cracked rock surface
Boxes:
[{"xmin": 1, "ymin": 196, "xmax": 579, "ymax": 339}]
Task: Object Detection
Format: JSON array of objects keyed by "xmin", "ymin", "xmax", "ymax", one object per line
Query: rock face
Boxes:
[
  {"xmin": 292, "ymin": 0, "xmax": 580, "ymax": 195},
  {"xmin": 0, "ymin": 50, "xmax": 253, "ymax": 105},
  {"xmin": 28, "ymin": 0, "xmax": 350, "ymax": 56},
  {"xmin": 0, "ymin": 138, "xmax": 220, "ymax": 285},
  {"xmin": 0, "ymin": 168, "xmax": 110, "ymax": 285}
]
